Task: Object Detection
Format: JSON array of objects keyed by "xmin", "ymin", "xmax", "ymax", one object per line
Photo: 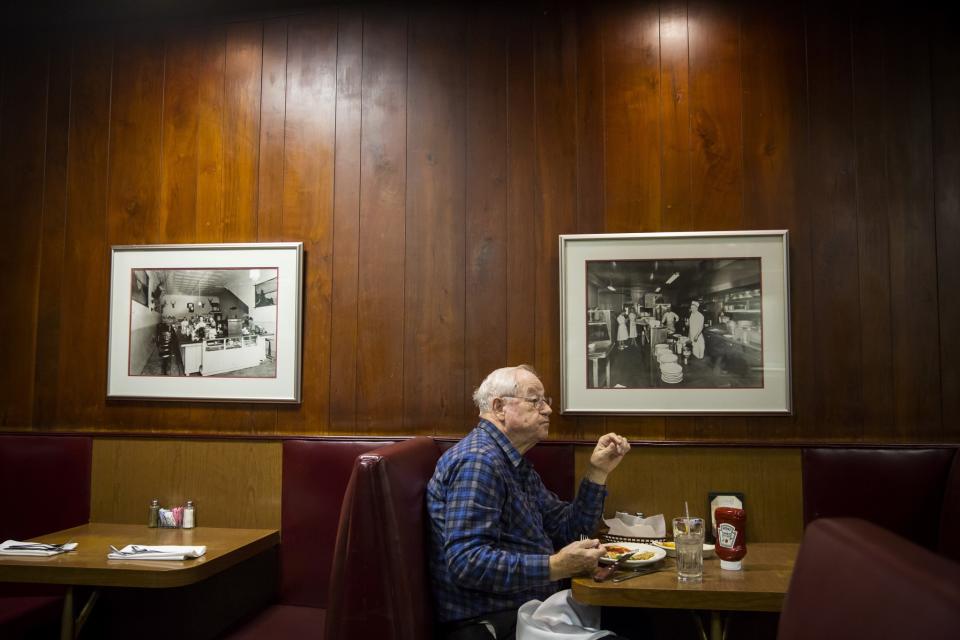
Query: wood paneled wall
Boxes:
[{"xmin": 1, "ymin": 2, "xmax": 957, "ymax": 443}]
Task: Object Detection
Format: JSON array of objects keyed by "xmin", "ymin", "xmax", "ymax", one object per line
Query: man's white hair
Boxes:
[{"xmin": 473, "ymin": 364, "xmax": 538, "ymax": 413}]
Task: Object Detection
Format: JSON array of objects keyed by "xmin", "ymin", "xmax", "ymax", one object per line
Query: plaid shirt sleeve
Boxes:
[
  {"xmin": 440, "ymin": 454, "xmax": 551, "ymax": 594},
  {"xmin": 538, "ymin": 478, "xmax": 607, "ymax": 548}
]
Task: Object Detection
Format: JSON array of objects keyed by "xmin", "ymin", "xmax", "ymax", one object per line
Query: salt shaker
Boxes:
[
  {"xmin": 148, "ymin": 498, "xmax": 160, "ymax": 528},
  {"xmin": 183, "ymin": 500, "xmax": 196, "ymax": 529}
]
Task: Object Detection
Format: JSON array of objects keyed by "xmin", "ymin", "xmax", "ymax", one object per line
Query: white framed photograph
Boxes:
[
  {"xmin": 107, "ymin": 243, "xmax": 303, "ymax": 403},
  {"xmin": 559, "ymin": 231, "xmax": 791, "ymax": 415}
]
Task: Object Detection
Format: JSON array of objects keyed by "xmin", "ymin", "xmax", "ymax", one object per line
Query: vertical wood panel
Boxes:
[
  {"xmin": 740, "ymin": 3, "xmax": 810, "ymax": 441},
  {"xmin": 803, "ymin": 5, "xmax": 863, "ymax": 439},
  {"xmin": 222, "ymin": 21, "xmax": 262, "ymax": 243},
  {"xmin": 356, "ymin": 9, "xmax": 407, "ymax": 432},
  {"xmin": 276, "ymin": 11, "xmax": 338, "ymax": 434},
  {"xmin": 574, "ymin": 3, "xmax": 607, "ymax": 441},
  {"xmin": 0, "ymin": 38, "xmax": 48, "ymax": 427},
  {"xmin": 257, "ymin": 18, "xmax": 288, "ymax": 244},
  {"xmin": 103, "ymin": 28, "xmax": 165, "ymax": 431},
  {"xmin": 932, "ymin": 17, "xmax": 960, "ymax": 432},
  {"xmin": 660, "ymin": 1, "xmax": 692, "ymax": 231},
  {"xmin": 34, "ymin": 41, "xmax": 72, "ymax": 428},
  {"xmin": 463, "ymin": 7, "xmax": 508, "ymax": 427},
  {"xmin": 329, "ymin": 8, "xmax": 363, "ymax": 433},
  {"xmin": 196, "ymin": 24, "xmax": 226, "ymax": 241},
  {"xmin": 851, "ymin": 17, "xmax": 895, "ymax": 437},
  {"xmin": 57, "ymin": 33, "xmax": 113, "ymax": 428},
  {"xmin": 678, "ymin": 1, "xmax": 744, "ymax": 440},
  {"xmin": 213, "ymin": 21, "xmax": 276, "ymax": 433},
  {"xmin": 601, "ymin": 1, "xmax": 663, "ymax": 441},
  {"xmin": 159, "ymin": 29, "xmax": 202, "ymax": 243},
  {"xmin": 505, "ymin": 9, "xmax": 537, "ymax": 368},
  {"xmin": 534, "ymin": 5, "xmax": 578, "ymax": 435},
  {"xmin": 155, "ymin": 28, "xmax": 205, "ymax": 432},
  {"xmin": 883, "ymin": 14, "xmax": 941, "ymax": 439},
  {"xmin": 404, "ymin": 7, "xmax": 467, "ymax": 434}
]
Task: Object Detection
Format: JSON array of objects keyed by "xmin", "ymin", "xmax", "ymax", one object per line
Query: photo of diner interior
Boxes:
[
  {"xmin": 129, "ymin": 268, "xmax": 278, "ymax": 378},
  {"xmin": 586, "ymin": 258, "xmax": 763, "ymax": 389}
]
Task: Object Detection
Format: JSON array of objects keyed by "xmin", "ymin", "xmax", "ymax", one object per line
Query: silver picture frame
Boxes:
[
  {"xmin": 559, "ymin": 230, "xmax": 791, "ymax": 415},
  {"xmin": 107, "ymin": 243, "xmax": 303, "ymax": 403}
]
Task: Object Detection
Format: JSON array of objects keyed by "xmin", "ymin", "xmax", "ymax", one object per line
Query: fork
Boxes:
[{"xmin": 5, "ymin": 541, "xmax": 73, "ymax": 551}]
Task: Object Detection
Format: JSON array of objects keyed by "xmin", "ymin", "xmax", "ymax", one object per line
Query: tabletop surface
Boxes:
[
  {"xmin": 572, "ymin": 543, "xmax": 798, "ymax": 612},
  {"xmin": 0, "ymin": 522, "xmax": 280, "ymax": 589}
]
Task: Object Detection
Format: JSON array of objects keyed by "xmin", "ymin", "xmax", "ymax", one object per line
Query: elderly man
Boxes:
[{"xmin": 428, "ymin": 365, "xmax": 630, "ymax": 640}]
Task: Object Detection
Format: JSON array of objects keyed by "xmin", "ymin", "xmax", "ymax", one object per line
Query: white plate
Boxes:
[
  {"xmin": 651, "ymin": 541, "xmax": 716, "ymax": 558},
  {"xmin": 598, "ymin": 542, "xmax": 666, "ymax": 567}
]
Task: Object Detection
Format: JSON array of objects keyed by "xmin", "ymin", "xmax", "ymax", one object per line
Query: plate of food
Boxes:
[
  {"xmin": 651, "ymin": 540, "xmax": 716, "ymax": 558},
  {"xmin": 598, "ymin": 542, "xmax": 666, "ymax": 567}
]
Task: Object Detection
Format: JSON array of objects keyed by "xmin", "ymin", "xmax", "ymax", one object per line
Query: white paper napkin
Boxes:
[
  {"xmin": 107, "ymin": 545, "xmax": 206, "ymax": 560},
  {"xmin": 603, "ymin": 513, "xmax": 666, "ymax": 539},
  {"xmin": 0, "ymin": 540, "xmax": 79, "ymax": 556}
]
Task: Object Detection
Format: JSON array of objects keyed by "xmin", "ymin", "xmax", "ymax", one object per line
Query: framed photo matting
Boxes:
[
  {"xmin": 559, "ymin": 230, "xmax": 791, "ymax": 415},
  {"xmin": 108, "ymin": 243, "xmax": 303, "ymax": 403}
]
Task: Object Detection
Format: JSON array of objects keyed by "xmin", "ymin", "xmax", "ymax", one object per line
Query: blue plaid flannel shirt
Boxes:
[{"xmin": 427, "ymin": 420, "xmax": 607, "ymax": 624}]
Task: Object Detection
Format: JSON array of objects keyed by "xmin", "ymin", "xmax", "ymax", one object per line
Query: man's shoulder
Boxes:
[{"xmin": 436, "ymin": 426, "xmax": 504, "ymax": 474}]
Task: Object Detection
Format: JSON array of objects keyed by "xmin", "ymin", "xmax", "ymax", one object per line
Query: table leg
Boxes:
[
  {"xmin": 59, "ymin": 586, "xmax": 100, "ymax": 640},
  {"xmin": 592, "ymin": 358, "xmax": 599, "ymax": 388},
  {"xmin": 59, "ymin": 586, "xmax": 73, "ymax": 640},
  {"xmin": 709, "ymin": 611, "xmax": 724, "ymax": 640}
]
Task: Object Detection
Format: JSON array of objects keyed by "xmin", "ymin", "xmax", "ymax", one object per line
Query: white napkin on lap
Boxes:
[
  {"xmin": 108, "ymin": 545, "xmax": 206, "ymax": 560},
  {"xmin": 517, "ymin": 589, "xmax": 611, "ymax": 640},
  {"xmin": 0, "ymin": 540, "xmax": 78, "ymax": 556},
  {"xmin": 603, "ymin": 513, "xmax": 666, "ymax": 539}
]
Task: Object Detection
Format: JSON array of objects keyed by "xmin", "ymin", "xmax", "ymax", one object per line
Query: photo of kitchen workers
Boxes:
[
  {"xmin": 129, "ymin": 268, "xmax": 278, "ymax": 378},
  {"xmin": 584, "ymin": 258, "xmax": 764, "ymax": 389}
]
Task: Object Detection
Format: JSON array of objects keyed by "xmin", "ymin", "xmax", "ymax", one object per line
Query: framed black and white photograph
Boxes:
[
  {"xmin": 559, "ymin": 231, "xmax": 791, "ymax": 414},
  {"xmin": 108, "ymin": 243, "xmax": 303, "ymax": 403}
]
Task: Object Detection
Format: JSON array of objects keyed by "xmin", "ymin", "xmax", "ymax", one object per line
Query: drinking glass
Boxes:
[{"xmin": 672, "ymin": 516, "xmax": 705, "ymax": 582}]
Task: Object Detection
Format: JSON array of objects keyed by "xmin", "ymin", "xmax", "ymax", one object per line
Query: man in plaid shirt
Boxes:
[{"xmin": 428, "ymin": 365, "xmax": 631, "ymax": 639}]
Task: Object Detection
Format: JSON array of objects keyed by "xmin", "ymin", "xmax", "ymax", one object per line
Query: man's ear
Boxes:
[{"xmin": 492, "ymin": 397, "xmax": 504, "ymax": 414}]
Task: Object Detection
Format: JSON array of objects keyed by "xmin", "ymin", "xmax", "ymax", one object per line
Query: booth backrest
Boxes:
[
  {"xmin": 938, "ymin": 451, "xmax": 960, "ymax": 563},
  {"xmin": 279, "ymin": 439, "xmax": 394, "ymax": 608},
  {"xmin": 778, "ymin": 517, "xmax": 960, "ymax": 640},
  {"xmin": 326, "ymin": 436, "xmax": 442, "ymax": 640},
  {"xmin": 0, "ymin": 435, "xmax": 91, "ymax": 540},
  {"xmin": 801, "ymin": 447, "xmax": 955, "ymax": 550}
]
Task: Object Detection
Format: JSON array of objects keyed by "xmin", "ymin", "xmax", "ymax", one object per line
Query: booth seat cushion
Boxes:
[
  {"xmin": 802, "ymin": 447, "xmax": 955, "ymax": 550},
  {"xmin": 0, "ymin": 435, "xmax": 92, "ymax": 540},
  {"xmin": 0, "ymin": 435, "xmax": 91, "ymax": 637},
  {"xmin": 279, "ymin": 439, "xmax": 394, "ymax": 608},
  {"xmin": 778, "ymin": 517, "xmax": 960, "ymax": 640},
  {"xmin": 326, "ymin": 436, "xmax": 442, "ymax": 640}
]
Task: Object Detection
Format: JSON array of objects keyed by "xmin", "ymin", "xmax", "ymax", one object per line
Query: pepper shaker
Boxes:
[{"xmin": 148, "ymin": 498, "xmax": 160, "ymax": 528}]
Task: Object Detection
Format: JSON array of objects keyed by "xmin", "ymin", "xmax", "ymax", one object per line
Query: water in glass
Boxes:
[{"xmin": 675, "ymin": 533, "xmax": 703, "ymax": 582}]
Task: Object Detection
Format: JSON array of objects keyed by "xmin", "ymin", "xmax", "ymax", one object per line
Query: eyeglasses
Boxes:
[{"xmin": 501, "ymin": 395, "xmax": 552, "ymax": 409}]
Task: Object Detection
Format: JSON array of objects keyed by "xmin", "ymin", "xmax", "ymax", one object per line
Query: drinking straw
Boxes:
[{"xmin": 685, "ymin": 501, "xmax": 690, "ymax": 523}]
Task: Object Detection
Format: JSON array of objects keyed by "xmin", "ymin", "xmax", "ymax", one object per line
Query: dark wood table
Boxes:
[
  {"xmin": 572, "ymin": 543, "xmax": 798, "ymax": 640},
  {"xmin": 0, "ymin": 522, "xmax": 280, "ymax": 640}
]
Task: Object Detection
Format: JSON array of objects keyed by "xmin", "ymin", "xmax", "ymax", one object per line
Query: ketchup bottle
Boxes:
[{"xmin": 714, "ymin": 506, "xmax": 746, "ymax": 570}]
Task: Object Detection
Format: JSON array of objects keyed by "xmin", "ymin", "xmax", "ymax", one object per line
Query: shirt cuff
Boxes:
[{"xmin": 525, "ymin": 553, "xmax": 552, "ymax": 585}]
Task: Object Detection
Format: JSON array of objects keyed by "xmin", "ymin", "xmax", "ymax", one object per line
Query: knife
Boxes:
[
  {"xmin": 593, "ymin": 549, "xmax": 638, "ymax": 582},
  {"xmin": 611, "ymin": 565, "xmax": 663, "ymax": 583}
]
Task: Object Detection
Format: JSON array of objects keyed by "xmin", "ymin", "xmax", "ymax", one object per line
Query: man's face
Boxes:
[{"xmin": 500, "ymin": 370, "xmax": 552, "ymax": 445}]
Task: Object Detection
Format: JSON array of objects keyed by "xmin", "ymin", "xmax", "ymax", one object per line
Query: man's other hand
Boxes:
[{"xmin": 585, "ymin": 433, "xmax": 630, "ymax": 484}]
